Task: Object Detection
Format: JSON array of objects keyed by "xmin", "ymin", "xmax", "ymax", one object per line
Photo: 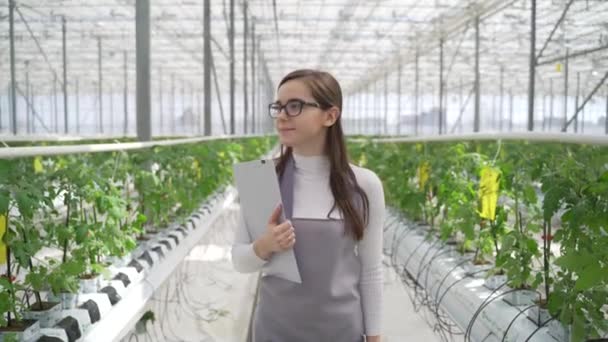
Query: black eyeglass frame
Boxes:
[{"xmin": 268, "ymin": 99, "xmax": 321, "ymax": 118}]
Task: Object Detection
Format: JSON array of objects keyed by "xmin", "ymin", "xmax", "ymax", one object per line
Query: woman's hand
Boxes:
[
  {"xmin": 366, "ymin": 336, "xmax": 381, "ymax": 342},
  {"xmin": 253, "ymin": 204, "xmax": 295, "ymax": 260}
]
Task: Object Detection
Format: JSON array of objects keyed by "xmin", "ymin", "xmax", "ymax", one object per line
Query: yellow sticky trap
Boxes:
[
  {"xmin": 415, "ymin": 143, "xmax": 423, "ymax": 153},
  {"xmin": 418, "ymin": 161, "xmax": 430, "ymax": 190},
  {"xmin": 479, "ymin": 166, "xmax": 500, "ymax": 220},
  {"xmin": 34, "ymin": 157, "xmax": 44, "ymax": 174},
  {"xmin": 556, "ymin": 63, "xmax": 562, "ymax": 72},
  {"xmin": 0, "ymin": 215, "xmax": 6, "ymax": 265},
  {"xmin": 192, "ymin": 160, "xmax": 202, "ymax": 179},
  {"xmin": 358, "ymin": 153, "xmax": 368, "ymax": 167}
]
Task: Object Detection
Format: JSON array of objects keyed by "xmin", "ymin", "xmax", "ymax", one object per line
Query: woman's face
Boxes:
[{"xmin": 273, "ymin": 79, "xmax": 338, "ymax": 154}]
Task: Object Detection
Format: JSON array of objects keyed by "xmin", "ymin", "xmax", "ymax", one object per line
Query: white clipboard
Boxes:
[{"xmin": 233, "ymin": 159, "xmax": 302, "ymax": 283}]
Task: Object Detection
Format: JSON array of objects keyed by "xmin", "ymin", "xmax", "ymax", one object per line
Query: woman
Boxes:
[{"xmin": 232, "ymin": 69, "xmax": 385, "ymax": 342}]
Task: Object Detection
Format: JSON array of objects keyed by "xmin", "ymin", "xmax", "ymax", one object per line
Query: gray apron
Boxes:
[{"xmin": 253, "ymin": 156, "xmax": 365, "ymax": 342}]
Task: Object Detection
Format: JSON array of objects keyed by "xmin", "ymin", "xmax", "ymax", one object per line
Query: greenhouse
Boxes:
[{"xmin": 0, "ymin": 0, "xmax": 607, "ymax": 341}]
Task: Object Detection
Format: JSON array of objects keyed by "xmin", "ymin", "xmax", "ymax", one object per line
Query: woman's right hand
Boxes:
[{"xmin": 253, "ymin": 204, "xmax": 295, "ymax": 260}]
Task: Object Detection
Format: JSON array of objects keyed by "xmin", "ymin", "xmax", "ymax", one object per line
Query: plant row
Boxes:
[
  {"xmin": 348, "ymin": 139, "xmax": 608, "ymax": 342},
  {"xmin": 0, "ymin": 136, "xmax": 274, "ymax": 339}
]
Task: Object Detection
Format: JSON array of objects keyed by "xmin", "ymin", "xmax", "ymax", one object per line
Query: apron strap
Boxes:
[{"xmin": 278, "ymin": 155, "xmax": 295, "ymax": 220}]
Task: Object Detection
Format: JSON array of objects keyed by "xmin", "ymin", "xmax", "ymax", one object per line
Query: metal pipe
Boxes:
[
  {"xmin": 366, "ymin": 132, "xmax": 608, "ymax": 146},
  {"xmin": 528, "ymin": 0, "xmax": 536, "ymax": 131},
  {"xmin": 203, "ymin": 0, "xmax": 211, "ymax": 136},
  {"xmin": 243, "ymin": 0, "xmax": 249, "ymax": 134},
  {"xmin": 9, "ymin": 0, "xmax": 17, "ymax": 134},
  {"xmin": 605, "ymin": 91, "xmax": 608, "ymax": 135},
  {"xmin": 62, "ymin": 16, "xmax": 68, "ymax": 134},
  {"xmin": 474, "ymin": 16, "xmax": 480, "ymax": 132},
  {"xmin": 98, "ymin": 36, "xmax": 103, "ymax": 134},
  {"xmin": 0, "ymin": 134, "xmax": 269, "ymax": 159},
  {"xmin": 229, "ymin": 0, "xmax": 235, "ymax": 134},
  {"xmin": 135, "ymin": 0, "xmax": 151, "ymax": 141}
]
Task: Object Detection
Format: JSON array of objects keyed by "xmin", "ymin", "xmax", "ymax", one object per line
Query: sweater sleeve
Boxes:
[
  {"xmin": 357, "ymin": 168, "xmax": 385, "ymax": 336},
  {"xmin": 231, "ymin": 210, "xmax": 268, "ymax": 273}
]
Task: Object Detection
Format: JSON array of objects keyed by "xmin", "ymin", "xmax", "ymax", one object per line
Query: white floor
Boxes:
[{"xmin": 120, "ymin": 205, "xmax": 442, "ymax": 342}]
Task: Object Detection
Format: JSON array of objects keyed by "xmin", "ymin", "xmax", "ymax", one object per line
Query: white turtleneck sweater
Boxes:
[{"xmin": 231, "ymin": 153, "xmax": 385, "ymax": 336}]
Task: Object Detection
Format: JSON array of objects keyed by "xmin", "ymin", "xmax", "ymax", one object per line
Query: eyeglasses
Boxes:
[{"xmin": 268, "ymin": 99, "xmax": 320, "ymax": 118}]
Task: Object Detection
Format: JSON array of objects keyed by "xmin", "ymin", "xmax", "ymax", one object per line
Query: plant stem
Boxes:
[
  {"xmin": 543, "ymin": 220, "xmax": 551, "ymax": 301},
  {"xmin": 63, "ymin": 197, "xmax": 70, "ymax": 264},
  {"xmin": 489, "ymin": 220, "xmax": 500, "ymax": 258},
  {"xmin": 21, "ymin": 224, "xmax": 43, "ymax": 310},
  {"xmin": 6, "ymin": 244, "xmax": 12, "ymax": 326}
]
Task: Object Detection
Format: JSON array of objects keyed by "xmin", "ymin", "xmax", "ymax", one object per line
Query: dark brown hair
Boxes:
[{"xmin": 275, "ymin": 69, "xmax": 370, "ymax": 241}]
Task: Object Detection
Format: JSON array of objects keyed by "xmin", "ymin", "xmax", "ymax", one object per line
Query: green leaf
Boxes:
[{"xmin": 574, "ymin": 263, "xmax": 604, "ymax": 290}]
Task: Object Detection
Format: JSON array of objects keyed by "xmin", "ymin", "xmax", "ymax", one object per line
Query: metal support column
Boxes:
[
  {"xmin": 9, "ymin": 0, "xmax": 17, "ymax": 134},
  {"xmin": 203, "ymin": 0, "xmax": 211, "ymax": 136},
  {"xmin": 136, "ymin": 0, "xmax": 151, "ymax": 141},
  {"xmin": 243, "ymin": 0, "xmax": 249, "ymax": 134},
  {"xmin": 30, "ymin": 86, "xmax": 35, "ymax": 133},
  {"xmin": 564, "ymin": 48, "xmax": 569, "ymax": 130},
  {"xmin": 159, "ymin": 68, "xmax": 163, "ymax": 135},
  {"xmin": 528, "ymin": 0, "xmax": 536, "ymax": 131},
  {"xmin": 97, "ymin": 36, "xmax": 103, "ymax": 134},
  {"xmin": 474, "ymin": 16, "xmax": 481, "ymax": 132},
  {"xmin": 383, "ymin": 73, "xmax": 388, "ymax": 135},
  {"xmin": 397, "ymin": 62, "xmax": 401, "ymax": 135},
  {"xmin": 605, "ymin": 91, "xmax": 608, "ymax": 135},
  {"xmin": 574, "ymin": 71, "xmax": 580, "ymax": 133},
  {"xmin": 549, "ymin": 78, "xmax": 554, "ymax": 130},
  {"xmin": 197, "ymin": 89, "xmax": 202, "ymax": 135},
  {"xmin": 62, "ymin": 16, "xmax": 68, "ymax": 134},
  {"xmin": 499, "ymin": 67, "xmax": 504, "ymax": 131},
  {"xmin": 229, "ymin": 0, "xmax": 235, "ymax": 134},
  {"xmin": 415, "ymin": 50, "xmax": 419, "ymax": 135},
  {"xmin": 76, "ymin": 78, "xmax": 80, "ymax": 134},
  {"xmin": 110, "ymin": 83, "xmax": 114, "ymax": 134},
  {"xmin": 181, "ymin": 80, "xmax": 186, "ymax": 133},
  {"xmin": 54, "ymin": 76, "xmax": 58, "ymax": 132},
  {"xmin": 171, "ymin": 73, "xmax": 176, "ymax": 135},
  {"xmin": 459, "ymin": 78, "xmax": 463, "ymax": 133},
  {"xmin": 509, "ymin": 90, "xmax": 514, "ymax": 131},
  {"xmin": 123, "ymin": 51, "xmax": 128, "ymax": 136},
  {"xmin": 251, "ymin": 23, "xmax": 256, "ymax": 134},
  {"xmin": 439, "ymin": 38, "xmax": 444, "ymax": 134},
  {"xmin": 365, "ymin": 84, "xmax": 370, "ymax": 135},
  {"xmin": 26, "ymin": 61, "xmax": 30, "ymax": 134}
]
